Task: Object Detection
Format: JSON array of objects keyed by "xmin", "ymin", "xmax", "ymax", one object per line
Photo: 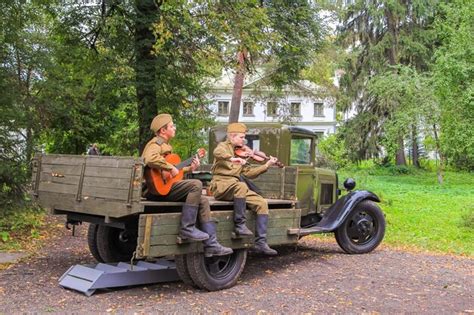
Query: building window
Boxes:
[
  {"xmin": 314, "ymin": 102, "xmax": 324, "ymax": 116},
  {"xmin": 267, "ymin": 101, "xmax": 278, "ymax": 116},
  {"xmin": 291, "ymin": 102, "xmax": 301, "ymax": 116},
  {"xmin": 218, "ymin": 101, "xmax": 229, "ymax": 116},
  {"xmin": 243, "ymin": 101, "xmax": 254, "ymax": 116}
]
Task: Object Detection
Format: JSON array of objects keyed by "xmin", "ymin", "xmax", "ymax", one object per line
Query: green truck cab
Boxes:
[{"xmin": 32, "ymin": 123, "xmax": 385, "ymax": 291}]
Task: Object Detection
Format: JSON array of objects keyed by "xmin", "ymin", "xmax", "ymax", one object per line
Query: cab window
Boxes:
[{"xmin": 290, "ymin": 136, "xmax": 313, "ymax": 165}]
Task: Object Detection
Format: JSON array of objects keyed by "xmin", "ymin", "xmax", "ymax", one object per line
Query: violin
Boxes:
[{"xmin": 234, "ymin": 145, "xmax": 284, "ymax": 168}]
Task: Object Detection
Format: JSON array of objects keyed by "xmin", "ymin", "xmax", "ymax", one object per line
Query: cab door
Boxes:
[{"xmin": 290, "ymin": 134, "xmax": 316, "ymax": 216}]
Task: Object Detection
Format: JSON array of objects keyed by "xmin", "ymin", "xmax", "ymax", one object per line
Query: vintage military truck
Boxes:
[{"xmin": 31, "ymin": 123, "xmax": 385, "ymax": 291}]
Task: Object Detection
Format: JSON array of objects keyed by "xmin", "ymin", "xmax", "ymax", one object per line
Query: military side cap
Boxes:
[
  {"xmin": 150, "ymin": 114, "xmax": 172, "ymax": 133},
  {"xmin": 227, "ymin": 122, "xmax": 247, "ymax": 133}
]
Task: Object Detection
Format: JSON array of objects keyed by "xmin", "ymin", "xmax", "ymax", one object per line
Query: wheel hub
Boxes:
[
  {"xmin": 355, "ymin": 217, "xmax": 374, "ymax": 237},
  {"xmin": 118, "ymin": 230, "xmax": 130, "ymax": 242}
]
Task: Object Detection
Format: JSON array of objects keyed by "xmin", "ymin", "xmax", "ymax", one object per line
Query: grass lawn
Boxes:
[{"xmin": 337, "ymin": 168, "xmax": 473, "ymax": 256}]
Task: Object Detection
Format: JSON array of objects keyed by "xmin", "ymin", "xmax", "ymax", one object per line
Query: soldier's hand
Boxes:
[
  {"xmin": 190, "ymin": 157, "xmax": 200, "ymax": 171},
  {"xmin": 266, "ymin": 156, "xmax": 278, "ymax": 167},
  {"xmin": 230, "ymin": 157, "xmax": 247, "ymax": 165},
  {"xmin": 170, "ymin": 166, "xmax": 179, "ymax": 177}
]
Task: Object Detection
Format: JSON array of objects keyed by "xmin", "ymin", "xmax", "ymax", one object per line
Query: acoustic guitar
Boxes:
[{"xmin": 148, "ymin": 148, "xmax": 206, "ymax": 195}]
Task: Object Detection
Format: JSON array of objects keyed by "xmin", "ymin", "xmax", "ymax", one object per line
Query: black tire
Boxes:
[
  {"xmin": 174, "ymin": 255, "xmax": 196, "ymax": 287},
  {"xmin": 186, "ymin": 249, "xmax": 247, "ymax": 291},
  {"xmin": 87, "ymin": 223, "xmax": 104, "ymax": 262},
  {"xmin": 335, "ymin": 200, "xmax": 385, "ymax": 254},
  {"xmin": 96, "ymin": 225, "xmax": 137, "ymax": 263}
]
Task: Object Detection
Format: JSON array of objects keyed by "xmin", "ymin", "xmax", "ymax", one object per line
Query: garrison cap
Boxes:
[
  {"xmin": 227, "ymin": 122, "xmax": 247, "ymax": 133},
  {"xmin": 150, "ymin": 114, "xmax": 172, "ymax": 133}
]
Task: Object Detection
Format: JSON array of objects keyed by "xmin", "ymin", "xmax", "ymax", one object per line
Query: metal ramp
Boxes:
[{"xmin": 59, "ymin": 260, "xmax": 180, "ymax": 296}]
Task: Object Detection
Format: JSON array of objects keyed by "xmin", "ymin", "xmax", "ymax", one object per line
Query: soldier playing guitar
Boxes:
[{"xmin": 142, "ymin": 114, "xmax": 232, "ymax": 257}]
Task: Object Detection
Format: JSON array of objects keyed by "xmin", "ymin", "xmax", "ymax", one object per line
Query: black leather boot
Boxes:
[
  {"xmin": 179, "ymin": 204, "xmax": 209, "ymax": 241},
  {"xmin": 254, "ymin": 214, "xmax": 278, "ymax": 256},
  {"xmin": 233, "ymin": 198, "xmax": 253, "ymax": 236},
  {"xmin": 201, "ymin": 222, "xmax": 233, "ymax": 257}
]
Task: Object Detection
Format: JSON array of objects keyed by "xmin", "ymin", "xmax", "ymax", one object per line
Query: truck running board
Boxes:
[
  {"xmin": 287, "ymin": 226, "xmax": 330, "ymax": 236},
  {"xmin": 58, "ymin": 260, "xmax": 180, "ymax": 296}
]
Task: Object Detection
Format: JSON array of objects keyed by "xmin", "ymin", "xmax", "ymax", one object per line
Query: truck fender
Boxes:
[{"xmin": 316, "ymin": 190, "xmax": 380, "ymax": 232}]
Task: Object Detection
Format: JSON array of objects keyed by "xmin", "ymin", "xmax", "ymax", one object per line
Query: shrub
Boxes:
[{"xmin": 316, "ymin": 133, "xmax": 351, "ymax": 169}]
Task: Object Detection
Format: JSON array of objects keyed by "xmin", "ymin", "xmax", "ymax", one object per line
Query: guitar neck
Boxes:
[{"xmin": 175, "ymin": 155, "xmax": 197, "ymax": 170}]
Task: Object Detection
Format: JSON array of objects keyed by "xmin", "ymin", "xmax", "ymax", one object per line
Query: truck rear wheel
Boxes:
[
  {"xmin": 96, "ymin": 225, "xmax": 137, "ymax": 263},
  {"xmin": 186, "ymin": 249, "xmax": 247, "ymax": 291},
  {"xmin": 174, "ymin": 254, "xmax": 196, "ymax": 287},
  {"xmin": 335, "ymin": 200, "xmax": 385, "ymax": 254},
  {"xmin": 87, "ymin": 223, "xmax": 104, "ymax": 262}
]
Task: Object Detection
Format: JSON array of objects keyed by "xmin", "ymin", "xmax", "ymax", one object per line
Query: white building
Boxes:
[{"xmin": 208, "ymin": 71, "xmax": 337, "ymax": 137}]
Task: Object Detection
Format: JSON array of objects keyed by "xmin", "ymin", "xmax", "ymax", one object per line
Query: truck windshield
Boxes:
[{"xmin": 290, "ymin": 136, "xmax": 313, "ymax": 165}]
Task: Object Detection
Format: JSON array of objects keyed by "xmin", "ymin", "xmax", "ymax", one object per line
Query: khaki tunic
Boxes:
[
  {"xmin": 141, "ymin": 136, "xmax": 210, "ymax": 221},
  {"xmin": 210, "ymin": 140, "xmax": 269, "ymax": 214}
]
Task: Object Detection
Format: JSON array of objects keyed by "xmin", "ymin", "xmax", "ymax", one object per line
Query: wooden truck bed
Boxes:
[
  {"xmin": 32, "ymin": 154, "xmax": 302, "ymax": 258},
  {"xmin": 33, "ymin": 154, "xmax": 298, "ymax": 218}
]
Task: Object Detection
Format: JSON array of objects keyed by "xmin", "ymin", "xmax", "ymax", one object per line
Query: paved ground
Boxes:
[
  {"xmin": 0, "ymin": 217, "xmax": 472, "ymax": 314},
  {"xmin": 0, "ymin": 252, "xmax": 28, "ymax": 264}
]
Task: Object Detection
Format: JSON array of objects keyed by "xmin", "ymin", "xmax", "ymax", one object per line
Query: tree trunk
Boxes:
[
  {"xmin": 135, "ymin": 0, "xmax": 161, "ymax": 154},
  {"xmin": 433, "ymin": 123, "xmax": 444, "ymax": 184},
  {"xmin": 229, "ymin": 50, "xmax": 247, "ymax": 123},
  {"xmin": 412, "ymin": 125, "xmax": 420, "ymax": 168},
  {"xmin": 386, "ymin": 9, "xmax": 406, "ymax": 166},
  {"xmin": 385, "ymin": 8, "xmax": 399, "ymax": 66},
  {"xmin": 396, "ymin": 136, "xmax": 406, "ymax": 166}
]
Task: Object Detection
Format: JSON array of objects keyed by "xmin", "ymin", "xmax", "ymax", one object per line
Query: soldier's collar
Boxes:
[{"xmin": 155, "ymin": 136, "xmax": 168, "ymax": 145}]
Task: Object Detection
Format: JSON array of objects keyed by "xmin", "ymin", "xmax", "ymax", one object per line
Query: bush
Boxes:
[
  {"xmin": 316, "ymin": 134, "xmax": 351, "ymax": 169},
  {"xmin": 0, "ymin": 204, "xmax": 45, "ymax": 250}
]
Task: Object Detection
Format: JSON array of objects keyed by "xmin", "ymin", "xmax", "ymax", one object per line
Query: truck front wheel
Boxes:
[
  {"xmin": 96, "ymin": 225, "xmax": 137, "ymax": 262},
  {"xmin": 335, "ymin": 200, "xmax": 385, "ymax": 254},
  {"xmin": 185, "ymin": 249, "xmax": 247, "ymax": 291}
]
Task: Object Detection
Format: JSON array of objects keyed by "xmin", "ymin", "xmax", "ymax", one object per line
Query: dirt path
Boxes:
[{"xmin": 0, "ymin": 216, "xmax": 472, "ymax": 314}]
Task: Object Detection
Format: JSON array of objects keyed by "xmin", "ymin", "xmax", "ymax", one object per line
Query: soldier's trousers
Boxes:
[
  {"xmin": 212, "ymin": 180, "xmax": 269, "ymax": 215},
  {"xmin": 146, "ymin": 179, "xmax": 211, "ymax": 222}
]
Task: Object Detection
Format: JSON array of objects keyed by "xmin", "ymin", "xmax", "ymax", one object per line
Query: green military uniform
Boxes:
[
  {"xmin": 210, "ymin": 139, "xmax": 269, "ymax": 215},
  {"xmin": 142, "ymin": 134, "xmax": 210, "ymax": 222},
  {"xmin": 140, "ymin": 113, "xmax": 233, "ymax": 257}
]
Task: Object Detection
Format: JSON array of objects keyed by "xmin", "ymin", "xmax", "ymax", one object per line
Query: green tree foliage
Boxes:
[
  {"xmin": 336, "ymin": 0, "xmax": 438, "ymax": 164},
  {"xmin": 1, "ymin": 0, "xmax": 53, "ymax": 210},
  {"xmin": 316, "ymin": 133, "xmax": 350, "ymax": 169},
  {"xmin": 432, "ymin": 0, "xmax": 474, "ymax": 170},
  {"xmin": 197, "ymin": 0, "xmax": 323, "ymax": 122},
  {"xmin": 365, "ymin": 66, "xmax": 438, "ymax": 164}
]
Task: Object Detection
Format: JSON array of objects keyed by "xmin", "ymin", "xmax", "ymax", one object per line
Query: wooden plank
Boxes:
[
  {"xmin": 38, "ymin": 182, "xmax": 77, "ymax": 195},
  {"xmin": 41, "ymin": 154, "xmax": 141, "ymax": 168},
  {"xmin": 40, "ymin": 173, "xmax": 80, "ymax": 185},
  {"xmin": 146, "ymin": 243, "xmax": 203, "ymax": 257},
  {"xmin": 138, "ymin": 218, "xmax": 298, "ymax": 237},
  {"xmin": 139, "ymin": 226, "xmax": 297, "ymax": 245},
  {"xmin": 82, "ymin": 186, "xmax": 130, "ymax": 201},
  {"xmin": 138, "ymin": 209, "xmax": 300, "ymax": 227},
  {"xmin": 83, "ymin": 176, "xmax": 132, "ymax": 190},
  {"xmin": 36, "ymin": 191, "xmax": 143, "ymax": 218},
  {"xmin": 143, "ymin": 235, "xmax": 296, "ymax": 258},
  {"xmin": 41, "ymin": 164, "xmax": 133, "ymax": 179},
  {"xmin": 42, "ymin": 155, "xmax": 86, "ymax": 165},
  {"xmin": 38, "ymin": 181, "xmax": 130, "ymax": 201},
  {"xmin": 143, "ymin": 216, "xmax": 153, "ymax": 256}
]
